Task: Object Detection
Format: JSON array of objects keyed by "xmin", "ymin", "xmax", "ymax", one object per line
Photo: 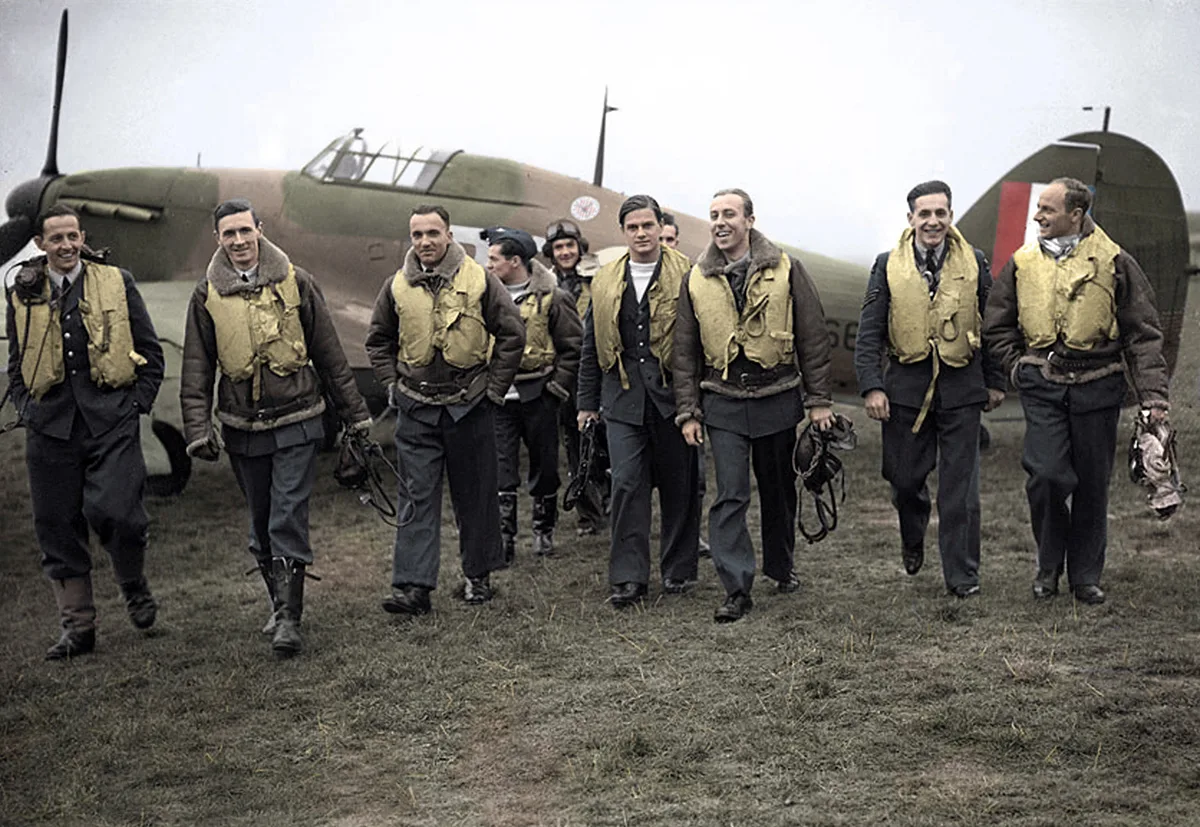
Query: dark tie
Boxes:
[{"xmin": 922, "ymin": 248, "xmax": 939, "ymax": 295}]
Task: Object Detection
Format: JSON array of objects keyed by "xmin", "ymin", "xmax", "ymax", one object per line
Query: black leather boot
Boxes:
[
  {"xmin": 532, "ymin": 495, "xmax": 557, "ymax": 557},
  {"xmin": 257, "ymin": 559, "xmax": 282, "ymax": 635},
  {"xmin": 270, "ymin": 558, "xmax": 304, "ymax": 658},
  {"xmin": 499, "ymin": 492, "xmax": 518, "ymax": 565},
  {"xmin": 119, "ymin": 577, "xmax": 158, "ymax": 630}
]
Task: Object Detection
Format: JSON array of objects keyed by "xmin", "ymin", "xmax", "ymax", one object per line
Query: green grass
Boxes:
[{"xmin": 4, "ymin": 283, "xmax": 1200, "ymax": 825}]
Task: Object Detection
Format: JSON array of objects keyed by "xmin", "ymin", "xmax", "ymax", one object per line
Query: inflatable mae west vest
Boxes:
[
  {"xmin": 519, "ymin": 291, "xmax": 556, "ymax": 371},
  {"xmin": 885, "ymin": 226, "xmax": 982, "ymax": 433},
  {"xmin": 204, "ymin": 264, "xmax": 309, "ymax": 402},
  {"xmin": 1013, "ymin": 225, "xmax": 1121, "ymax": 351},
  {"xmin": 390, "ymin": 256, "xmax": 490, "ymax": 370},
  {"xmin": 590, "ymin": 246, "xmax": 691, "ymax": 388},
  {"xmin": 687, "ymin": 252, "xmax": 794, "ymax": 377},
  {"xmin": 11, "ymin": 262, "xmax": 144, "ymax": 400}
]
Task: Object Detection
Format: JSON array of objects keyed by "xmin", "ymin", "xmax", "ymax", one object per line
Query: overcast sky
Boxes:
[{"xmin": 2, "ymin": 0, "xmax": 1197, "ymax": 266}]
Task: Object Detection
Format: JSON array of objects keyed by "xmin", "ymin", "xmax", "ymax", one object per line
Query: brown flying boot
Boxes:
[{"xmin": 46, "ymin": 576, "xmax": 97, "ymax": 661}]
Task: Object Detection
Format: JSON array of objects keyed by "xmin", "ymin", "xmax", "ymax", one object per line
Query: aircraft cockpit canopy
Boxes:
[{"xmin": 301, "ymin": 127, "xmax": 460, "ymax": 192}]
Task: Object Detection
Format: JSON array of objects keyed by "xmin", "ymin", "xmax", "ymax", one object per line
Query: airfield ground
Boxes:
[{"xmin": 2, "ymin": 283, "xmax": 1199, "ymax": 826}]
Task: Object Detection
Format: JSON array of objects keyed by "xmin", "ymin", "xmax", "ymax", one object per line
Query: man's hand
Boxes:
[
  {"xmin": 681, "ymin": 419, "xmax": 703, "ymax": 446},
  {"xmin": 1146, "ymin": 407, "xmax": 1168, "ymax": 426},
  {"xmin": 808, "ymin": 405, "xmax": 835, "ymax": 431},
  {"xmin": 349, "ymin": 418, "xmax": 373, "ymax": 435},
  {"xmin": 578, "ymin": 410, "xmax": 600, "ymax": 431},
  {"xmin": 984, "ymin": 388, "xmax": 1006, "ymax": 412},
  {"xmin": 864, "ymin": 390, "xmax": 890, "ymax": 422}
]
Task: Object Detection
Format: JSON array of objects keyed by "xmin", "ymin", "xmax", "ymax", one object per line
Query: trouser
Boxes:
[
  {"xmin": 496, "ymin": 394, "xmax": 561, "ymax": 497},
  {"xmin": 228, "ymin": 440, "xmax": 321, "ymax": 565},
  {"xmin": 606, "ymin": 405, "xmax": 700, "ymax": 586},
  {"xmin": 391, "ymin": 401, "xmax": 503, "ymax": 589},
  {"xmin": 707, "ymin": 424, "xmax": 798, "ymax": 597},
  {"xmin": 881, "ymin": 402, "xmax": 982, "ymax": 590},
  {"xmin": 26, "ymin": 410, "xmax": 149, "ymax": 583},
  {"xmin": 1017, "ymin": 368, "xmax": 1121, "ymax": 588},
  {"xmin": 559, "ymin": 399, "xmax": 607, "ymax": 528}
]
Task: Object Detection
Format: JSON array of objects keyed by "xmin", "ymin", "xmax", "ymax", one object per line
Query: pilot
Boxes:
[
  {"xmin": 483, "ymin": 227, "xmax": 582, "ymax": 561},
  {"xmin": 544, "ymin": 218, "xmax": 608, "ymax": 536},
  {"xmin": 674, "ymin": 188, "xmax": 834, "ymax": 622},
  {"xmin": 983, "ymin": 177, "xmax": 1169, "ymax": 605},
  {"xmin": 660, "ymin": 212, "xmax": 681, "ymax": 251},
  {"xmin": 365, "ymin": 205, "xmax": 524, "ymax": 615},
  {"xmin": 577, "ymin": 194, "xmax": 701, "ymax": 608},
  {"xmin": 5, "ymin": 204, "xmax": 165, "ymax": 660},
  {"xmin": 854, "ymin": 181, "xmax": 1004, "ymax": 599},
  {"xmin": 180, "ymin": 198, "xmax": 371, "ymax": 657}
]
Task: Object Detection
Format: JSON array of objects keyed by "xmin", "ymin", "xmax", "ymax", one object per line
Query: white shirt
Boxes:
[
  {"xmin": 504, "ymin": 278, "xmax": 532, "ymax": 401},
  {"xmin": 629, "ymin": 260, "xmax": 656, "ymax": 302}
]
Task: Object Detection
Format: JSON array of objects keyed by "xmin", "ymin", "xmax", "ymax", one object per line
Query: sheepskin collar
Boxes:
[
  {"xmin": 402, "ymin": 240, "xmax": 467, "ymax": 285},
  {"xmin": 696, "ymin": 229, "xmax": 782, "ymax": 277},
  {"xmin": 206, "ymin": 236, "xmax": 292, "ymax": 297}
]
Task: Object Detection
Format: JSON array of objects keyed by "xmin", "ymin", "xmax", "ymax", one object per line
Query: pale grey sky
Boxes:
[{"xmin": 2, "ymin": 0, "xmax": 1197, "ymax": 265}]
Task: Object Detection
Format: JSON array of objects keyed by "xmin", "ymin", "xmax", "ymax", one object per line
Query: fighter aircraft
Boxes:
[{"xmin": 1, "ymin": 11, "xmax": 1191, "ymax": 496}]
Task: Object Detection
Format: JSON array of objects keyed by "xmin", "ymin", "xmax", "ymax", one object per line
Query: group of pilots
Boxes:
[{"xmin": 4, "ymin": 175, "xmax": 1170, "ymax": 660}]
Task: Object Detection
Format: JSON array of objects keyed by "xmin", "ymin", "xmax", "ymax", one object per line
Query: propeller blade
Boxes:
[
  {"xmin": 42, "ymin": 10, "xmax": 68, "ymax": 177},
  {"xmin": 0, "ymin": 215, "xmax": 34, "ymax": 266}
]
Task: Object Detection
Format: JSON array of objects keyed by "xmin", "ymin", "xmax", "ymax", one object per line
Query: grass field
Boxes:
[{"xmin": 3, "ymin": 287, "xmax": 1200, "ymax": 827}]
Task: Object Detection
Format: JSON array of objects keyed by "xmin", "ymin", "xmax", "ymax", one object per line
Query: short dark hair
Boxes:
[
  {"xmin": 1051, "ymin": 177, "xmax": 1093, "ymax": 216},
  {"xmin": 712, "ymin": 188, "xmax": 754, "ymax": 218},
  {"xmin": 494, "ymin": 238, "xmax": 532, "ymax": 267},
  {"xmin": 906, "ymin": 181, "xmax": 952, "ymax": 212},
  {"xmin": 661, "ymin": 212, "xmax": 677, "ymax": 228},
  {"xmin": 36, "ymin": 203, "xmax": 81, "ymax": 235},
  {"xmin": 618, "ymin": 194, "xmax": 662, "ymax": 227},
  {"xmin": 213, "ymin": 198, "xmax": 260, "ymax": 229},
  {"xmin": 411, "ymin": 204, "xmax": 451, "ymax": 227}
]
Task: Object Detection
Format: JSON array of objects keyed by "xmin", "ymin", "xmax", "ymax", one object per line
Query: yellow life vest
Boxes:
[
  {"xmin": 390, "ymin": 255, "xmax": 490, "ymax": 369},
  {"xmin": 205, "ymin": 264, "xmax": 309, "ymax": 401},
  {"xmin": 886, "ymin": 226, "xmax": 981, "ymax": 368},
  {"xmin": 576, "ymin": 280, "xmax": 592, "ymax": 321},
  {"xmin": 591, "ymin": 246, "xmax": 690, "ymax": 388},
  {"xmin": 1013, "ymin": 226, "xmax": 1121, "ymax": 350},
  {"xmin": 10, "ymin": 262, "xmax": 142, "ymax": 400},
  {"xmin": 687, "ymin": 252, "xmax": 794, "ymax": 377},
  {"xmin": 519, "ymin": 292, "xmax": 556, "ymax": 371}
]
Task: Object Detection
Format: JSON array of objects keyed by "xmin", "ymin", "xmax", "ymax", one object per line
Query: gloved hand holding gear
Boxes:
[
  {"xmin": 186, "ymin": 432, "xmax": 221, "ymax": 463},
  {"xmin": 349, "ymin": 418, "xmax": 373, "ymax": 435}
]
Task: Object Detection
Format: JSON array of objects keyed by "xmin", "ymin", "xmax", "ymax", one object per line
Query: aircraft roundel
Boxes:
[{"xmin": 570, "ymin": 196, "xmax": 601, "ymax": 222}]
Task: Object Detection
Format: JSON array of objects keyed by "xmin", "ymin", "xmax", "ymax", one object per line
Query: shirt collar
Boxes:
[{"xmin": 47, "ymin": 260, "xmax": 83, "ymax": 290}]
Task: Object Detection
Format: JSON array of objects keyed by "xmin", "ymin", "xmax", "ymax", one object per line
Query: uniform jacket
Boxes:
[
  {"xmin": 982, "ymin": 216, "xmax": 1169, "ymax": 408},
  {"xmin": 577, "ymin": 251, "xmax": 679, "ymax": 426},
  {"xmin": 180, "ymin": 238, "xmax": 369, "ymax": 446},
  {"xmin": 5, "ymin": 257, "xmax": 164, "ymax": 440},
  {"xmin": 673, "ymin": 229, "xmax": 833, "ymax": 430},
  {"xmin": 511, "ymin": 259, "xmax": 582, "ymax": 404},
  {"xmin": 855, "ymin": 243, "xmax": 1005, "ymax": 410},
  {"xmin": 364, "ymin": 240, "xmax": 524, "ymax": 408}
]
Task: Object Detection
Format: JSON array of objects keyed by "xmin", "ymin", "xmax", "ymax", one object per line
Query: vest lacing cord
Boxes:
[
  {"xmin": 563, "ymin": 418, "xmax": 603, "ymax": 512},
  {"xmin": 1, "ymin": 264, "xmax": 57, "ymax": 436},
  {"xmin": 793, "ymin": 414, "xmax": 857, "ymax": 544},
  {"xmin": 333, "ymin": 426, "xmax": 416, "ymax": 528}
]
